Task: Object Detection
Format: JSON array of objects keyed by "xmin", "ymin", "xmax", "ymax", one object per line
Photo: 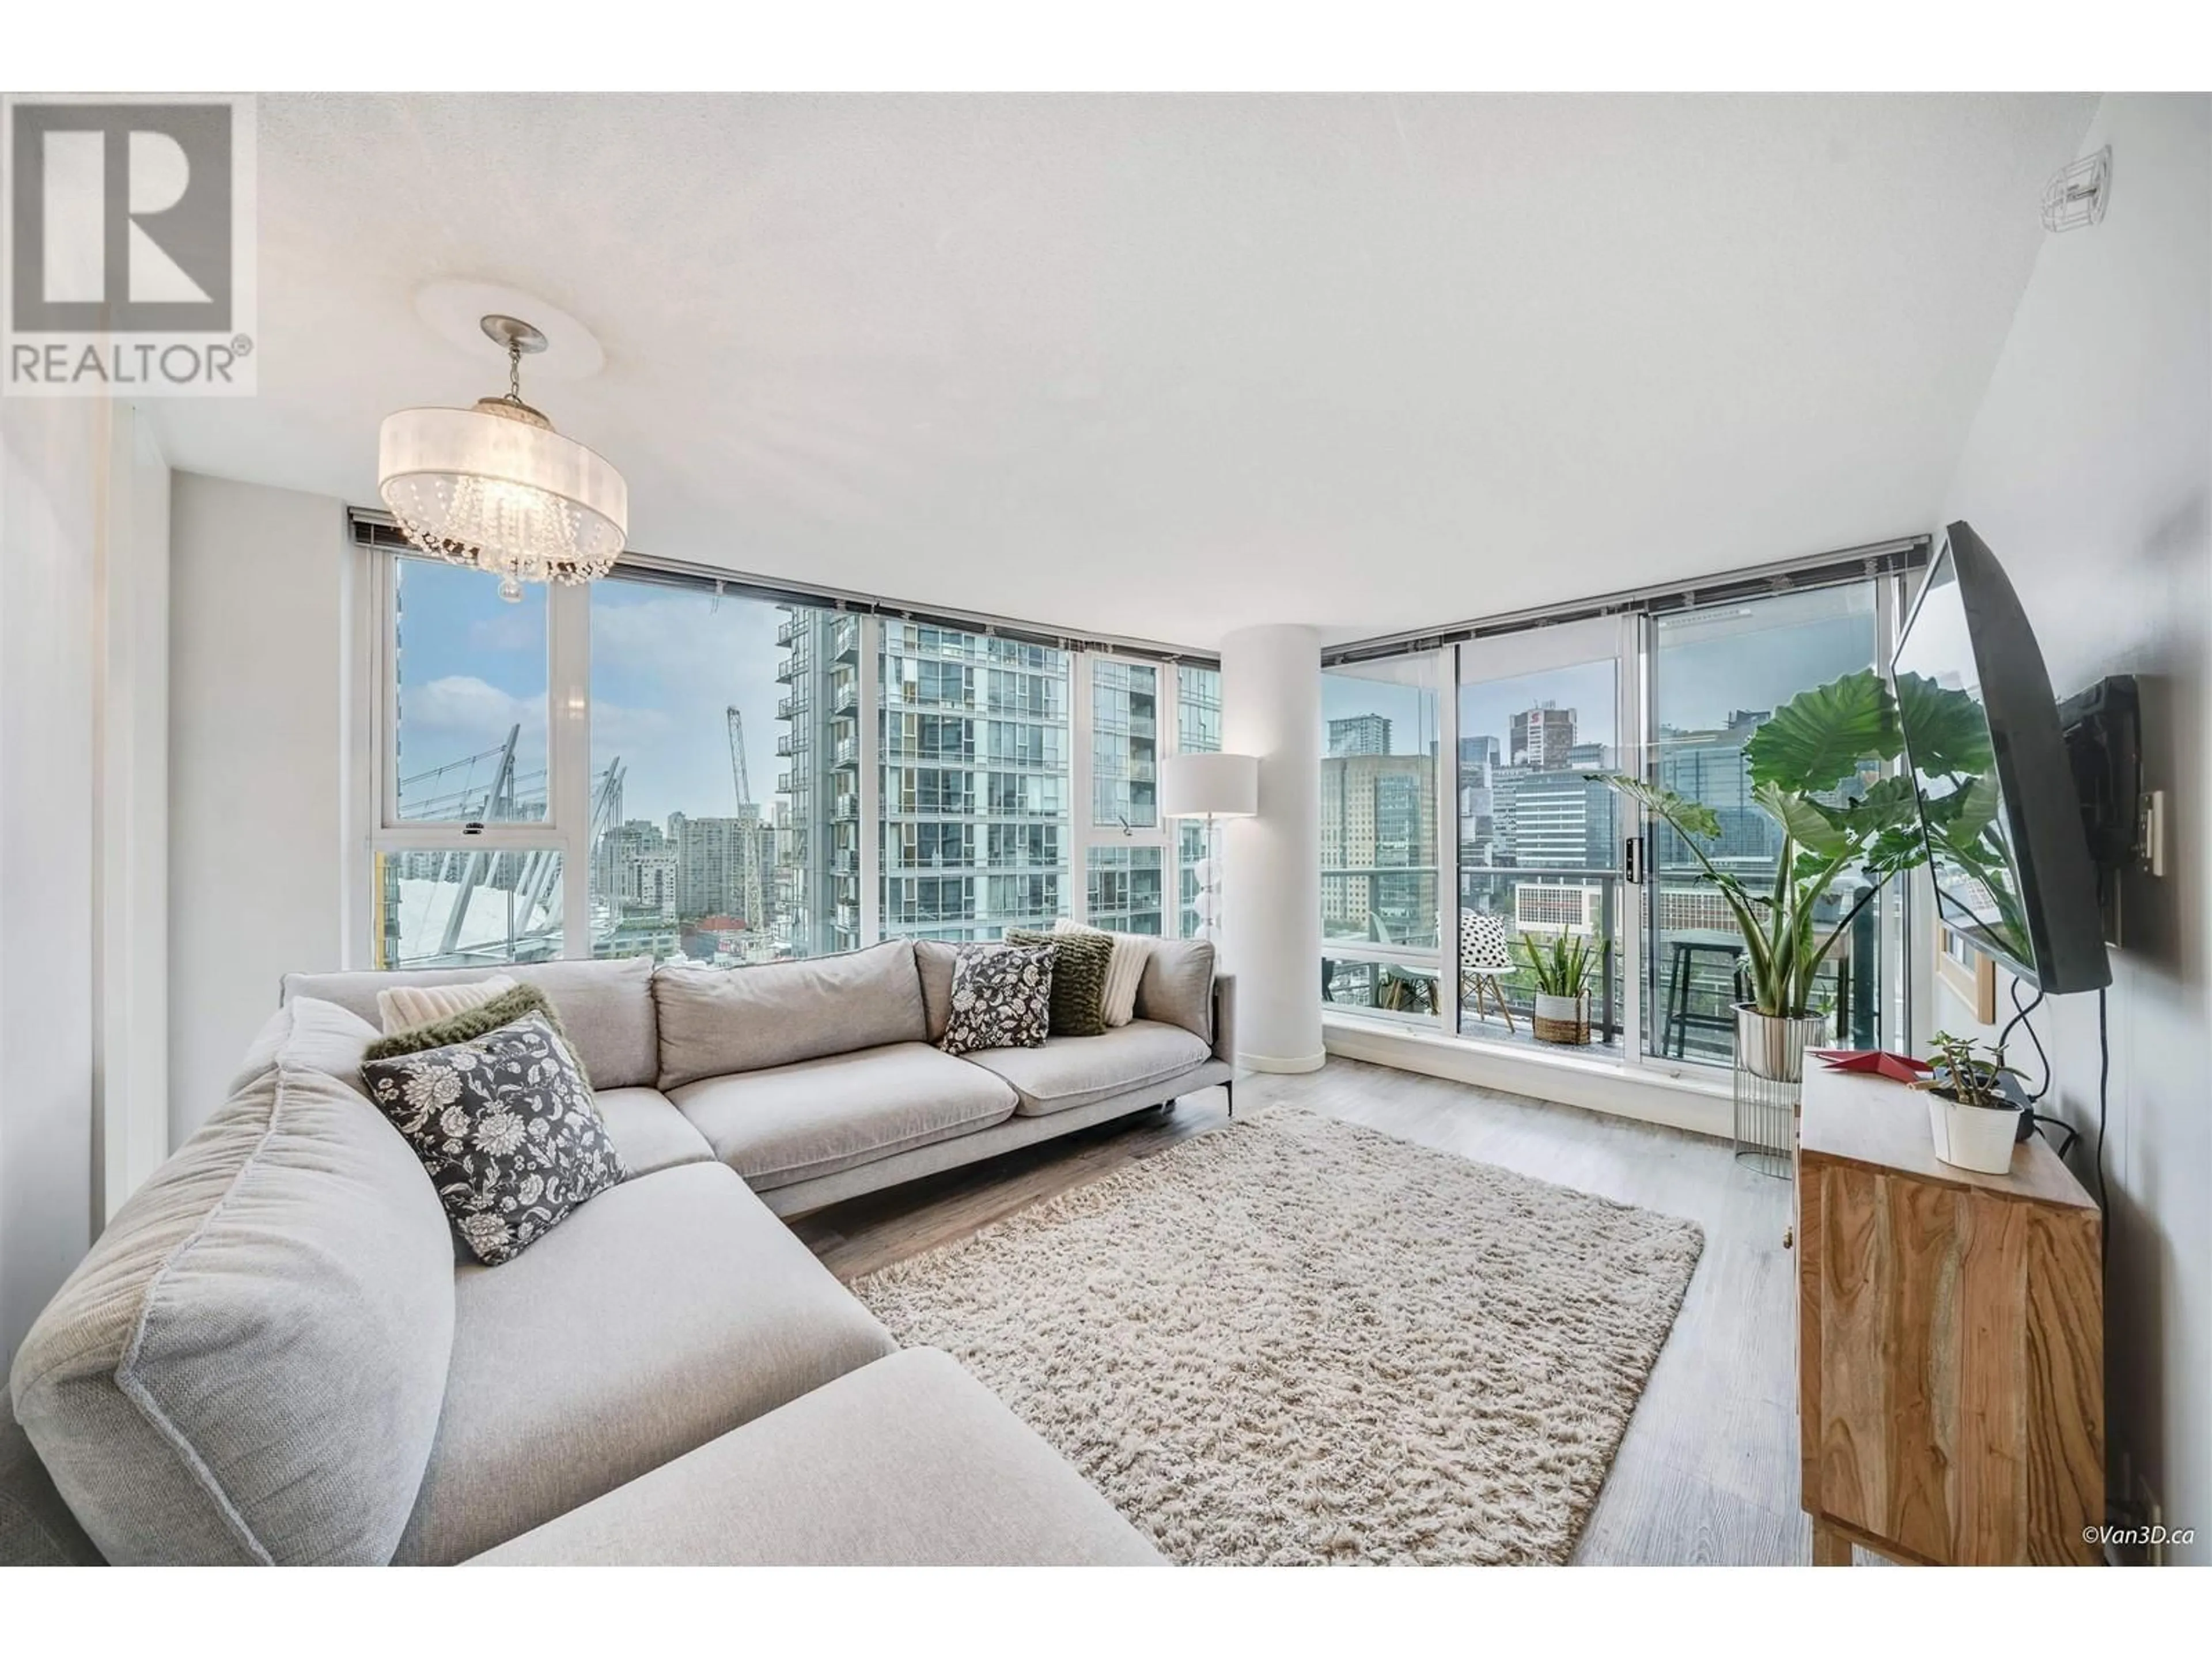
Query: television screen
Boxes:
[{"xmin": 1892, "ymin": 523, "xmax": 2110, "ymax": 994}]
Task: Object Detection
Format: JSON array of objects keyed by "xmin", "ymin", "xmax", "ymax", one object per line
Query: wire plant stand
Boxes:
[{"xmin": 1732, "ymin": 1007, "xmax": 1829, "ymax": 1179}]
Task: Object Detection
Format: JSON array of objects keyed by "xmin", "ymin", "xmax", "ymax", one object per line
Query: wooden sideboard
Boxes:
[{"xmin": 1795, "ymin": 1066, "xmax": 2104, "ymax": 1565}]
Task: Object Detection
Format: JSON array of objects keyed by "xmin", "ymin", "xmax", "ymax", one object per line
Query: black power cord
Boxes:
[
  {"xmin": 2095, "ymin": 986, "xmax": 2111, "ymax": 1265},
  {"xmin": 1998, "ymin": 980, "xmax": 2082, "ymax": 1156},
  {"xmin": 2000, "ymin": 979, "xmax": 2050, "ymax": 1100}
]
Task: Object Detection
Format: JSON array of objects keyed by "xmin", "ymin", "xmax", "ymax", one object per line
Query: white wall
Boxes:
[
  {"xmin": 1, "ymin": 399, "xmax": 101, "ymax": 1365},
  {"xmin": 168, "ymin": 472, "xmax": 353, "ymax": 1141},
  {"xmin": 1934, "ymin": 93, "xmax": 2211, "ymax": 1562},
  {"xmin": 0, "ymin": 395, "xmax": 172, "ymax": 1364}
]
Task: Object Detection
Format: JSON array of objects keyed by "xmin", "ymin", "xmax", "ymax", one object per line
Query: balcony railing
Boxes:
[
  {"xmin": 775, "ymin": 617, "xmax": 799, "ymax": 647},
  {"xmin": 774, "ymin": 733, "xmax": 793, "ymax": 757},
  {"xmin": 830, "ymin": 617, "xmax": 860, "ymax": 663},
  {"xmin": 832, "ymin": 793, "xmax": 859, "ymax": 823},
  {"xmin": 830, "ymin": 736, "xmax": 859, "ymax": 768},
  {"xmin": 777, "ymin": 694, "xmax": 806, "ymax": 721}
]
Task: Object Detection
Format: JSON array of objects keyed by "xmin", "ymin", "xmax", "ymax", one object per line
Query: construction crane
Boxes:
[{"xmin": 726, "ymin": 706, "xmax": 752, "ymax": 810}]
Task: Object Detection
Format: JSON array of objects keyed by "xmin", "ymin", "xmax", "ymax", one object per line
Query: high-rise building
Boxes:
[
  {"xmin": 777, "ymin": 607, "xmax": 865, "ymax": 954},
  {"xmin": 666, "ymin": 809, "xmax": 772, "ymax": 929},
  {"xmin": 1655, "ymin": 709, "xmax": 1775, "ymax": 871},
  {"xmin": 877, "ymin": 622, "xmax": 1070, "ymax": 941},
  {"xmin": 1320, "ymin": 752, "xmax": 1437, "ymax": 942},
  {"xmin": 1509, "ymin": 702, "xmax": 1577, "ymax": 768},
  {"xmin": 1328, "ymin": 714, "xmax": 1392, "ymax": 757}
]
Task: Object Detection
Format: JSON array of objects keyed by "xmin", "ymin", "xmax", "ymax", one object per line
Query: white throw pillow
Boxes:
[
  {"xmin": 1054, "ymin": 919, "xmax": 1150, "ymax": 1027},
  {"xmin": 375, "ymin": 974, "xmax": 517, "ymax": 1035}
]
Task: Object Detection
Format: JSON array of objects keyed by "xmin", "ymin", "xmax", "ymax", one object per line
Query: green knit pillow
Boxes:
[
  {"xmin": 362, "ymin": 982, "xmax": 578, "ymax": 1067},
  {"xmin": 1006, "ymin": 927, "xmax": 1112, "ymax": 1038}
]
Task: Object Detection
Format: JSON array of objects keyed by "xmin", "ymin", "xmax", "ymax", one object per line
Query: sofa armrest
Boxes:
[{"xmin": 1210, "ymin": 972, "xmax": 1236, "ymax": 1069}]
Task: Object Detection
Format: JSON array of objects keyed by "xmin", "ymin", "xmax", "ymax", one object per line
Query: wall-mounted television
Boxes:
[{"xmin": 1892, "ymin": 521, "xmax": 2112, "ymax": 995}]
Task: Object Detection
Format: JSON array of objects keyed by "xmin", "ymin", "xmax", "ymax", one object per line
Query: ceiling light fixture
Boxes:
[{"xmin": 378, "ymin": 313, "xmax": 628, "ymax": 601}]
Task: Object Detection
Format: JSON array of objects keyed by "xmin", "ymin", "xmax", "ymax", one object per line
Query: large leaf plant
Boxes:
[{"xmin": 1605, "ymin": 667, "xmax": 1946, "ymax": 1019}]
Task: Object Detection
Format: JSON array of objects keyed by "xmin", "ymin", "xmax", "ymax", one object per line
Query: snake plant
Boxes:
[{"xmin": 1516, "ymin": 929, "xmax": 1594, "ymax": 999}]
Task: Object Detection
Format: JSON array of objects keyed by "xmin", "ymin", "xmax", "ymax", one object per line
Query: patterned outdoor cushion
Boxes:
[
  {"xmin": 938, "ymin": 942, "xmax": 1055, "ymax": 1057},
  {"xmin": 359, "ymin": 1010, "xmax": 628, "ymax": 1265},
  {"xmin": 1005, "ymin": 926, "xmax": 1112, "ymax": 1037}
]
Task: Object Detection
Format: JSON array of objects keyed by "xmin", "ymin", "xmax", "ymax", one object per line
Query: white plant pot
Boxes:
[
  {"xmin": 1734, "ymin": 1005, "xmax": 1828, "ymax": 1084},
  {"xmin": 1927, "ymin": 1096, "xmax": 2021, "ymax": 1175},
  {"xmin": 1531, "ymin": 991, "xmax": 1590, "ymax": 1045}
]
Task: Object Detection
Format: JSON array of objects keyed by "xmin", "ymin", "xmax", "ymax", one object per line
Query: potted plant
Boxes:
[
  {"xmin": 1516, "ymin": 930, "xmax": 1595, "ymax": 1045},
  {"xmin": 1604, "ymin": 667, "xmax": 1954, "ymax": 1083},
  {"xmin": 1911, "ymin": 1031, "xmax": 2025, "ymax": 1174}
]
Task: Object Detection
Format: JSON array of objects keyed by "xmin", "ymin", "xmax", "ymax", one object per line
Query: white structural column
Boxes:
[{"xmin": 1219, "ymin": 624, "xmax": 1324, "ymax": 1073}]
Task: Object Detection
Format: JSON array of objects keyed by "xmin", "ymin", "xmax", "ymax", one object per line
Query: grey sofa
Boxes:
[{"xmin": 2, "ymin": 938, "xmax": 1232, "ymax": 1567}]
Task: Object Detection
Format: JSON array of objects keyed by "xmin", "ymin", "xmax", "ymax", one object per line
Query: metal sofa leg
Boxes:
[{"xmin": 1226, "ymin": 1078, "xmax": 1234, "ymax": 1119}]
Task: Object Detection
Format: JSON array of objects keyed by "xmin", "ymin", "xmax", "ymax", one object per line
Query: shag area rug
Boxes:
[{"xmin": 853, "ymin": 1106, "xmax": 1703, "ymax": 1565}]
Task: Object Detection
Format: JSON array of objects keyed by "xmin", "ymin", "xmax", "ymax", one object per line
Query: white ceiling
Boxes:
[{"xmin": 150, "ymin": 92, "xmax": 2097, "ymax": 649}]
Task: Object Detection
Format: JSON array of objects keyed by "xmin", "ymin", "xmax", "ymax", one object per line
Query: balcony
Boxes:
[
  {"xmin": 776, "ymin": 616, "xmax": 801, "ymax": 647},
  {"xmin": 830, "ymin": 616, "xmax": 860, "ymax": 663},
  {"xmin": 832, "ymin": 793, "xmax": 859, "ymax": 823},
  {"xmin": 830, "ymin": 849, "xmax": 859, "ymax": 875},
  {"xmin": 777, "ymin": 694, "xmax": 806, "ymax": 721},
  {"xmin": 775, "ymin": 733, "xmax": 793, "ymax": 757},
  {"xmin": 830, "ymin": 736, "xmax": 859, "ymax": 769},
  {"xmin": 776, "ymin": 771, "xmax": 793, "ymax": 795},
  {"xmin": 828, "ymin": 679, "xmax": 859, "ymax": 715}
]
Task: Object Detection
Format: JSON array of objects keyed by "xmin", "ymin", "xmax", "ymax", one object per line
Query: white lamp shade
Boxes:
[
  {"xmin": 378, "ymin": 404, "xmax": 628, "ymax": 590},
  {"xmin": 1162, "ymin": 752, "xmax": 1259, "ymax": 819}
]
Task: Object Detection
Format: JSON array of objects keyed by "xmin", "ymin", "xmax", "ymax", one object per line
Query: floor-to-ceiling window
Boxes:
[
  {"xmin": 1319, "ymin": 658, "xmax": 1443, "ymax": 1024},
  {"xmin": 1456, "ymin": 618, "xmax": 1631, "ymax": 1052},
  {"xmin": 1085, "ymin": 660, "xmax": 1164, "ymax": 933},
  {"xmin": 586, "ymin": 574, "xmax": 808, "ymax": 966},
  {"xmin": 375, "ymin": 556, "xmax": 562, "ymax": 968},
  {"xmin": 1175, "ymin": 665, "xmax": 1223, "ymax": 937}
]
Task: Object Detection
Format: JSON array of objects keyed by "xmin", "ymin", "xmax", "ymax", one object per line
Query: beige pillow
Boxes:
[
  {"xmin": 1054, "ymin": 919, "xmax": 1150, "ymax": 1027},
  {"xmin": 376, "ymin": 973, "xmax": 516, "ymax": 1035}
]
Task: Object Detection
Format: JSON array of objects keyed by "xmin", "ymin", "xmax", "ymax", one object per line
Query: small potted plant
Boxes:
[
  {"xmin": 1911, "ymin": 1032, "xmax": 2026, "ymax": 1175},
  {"xmin": 1517, "ymin": 930, "xmax": 1595, "ymax": 1046}
]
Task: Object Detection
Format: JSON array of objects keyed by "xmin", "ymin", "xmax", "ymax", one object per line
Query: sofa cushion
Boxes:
[
  {"xmin": 468, "ymin": 1349, "xmax": 1162, "ymax": 1567},
  {"xmin": 360, "ymin": 1010, "xmax": 628, "ymax": 1266},
  {"xmin": 940, "ymin": 941, "xmax": 1055, "ymax": 1056},
  {"xmin": 226, "ymin": 994, "xmax": 380, "ymax": 1098},
  {"xmin": 653, "ymin": 941, "xmax": 926, "ymax": 1089},
  {"xmin": 0, "ymin": 1390, "xmax": 102, "ymax": 1566},
  {"xmin": 392, "ymin": 1162, "xmax": 895, "ymax": 1565},
  {"xmin": 361, "ymin": 980, "xmax": 573, "ymax": 1065},
  {"xmin": 591, "ymin": 1086, "xmax": 715, "ymax": 1177},
  {"xmin": 915, "ymin": 939, "xmax": 959, "ymax": 1041},
  {"xmin": 966, "ymin": 1020, "xmax": 1212, "ymax": 1117},
  {"xmin": 281, "ymin": 956, "xmax": 660, "ymax": 1090},
  {"xmin": 1056, "ymin": 919, "xmax": 1152, "ymax": 1026},
  {"xmin": 376, "ymin": 973, "xmax": 515, "ymax": 1034},
  {"xmin": 1134, "ymin": 938, "xmax": 1215, "ymax": 1041},
  {"xmin": 669, "ymin": 1043, "xmax": 1017, "ymax": 1191},
  {"xmin": 1006, "ymin": 926, "xmax": 1112, "ymax": 1037},
  {"xmin": 8, "ymin": 1063, "xmax": 454, "ymax": 1565}
]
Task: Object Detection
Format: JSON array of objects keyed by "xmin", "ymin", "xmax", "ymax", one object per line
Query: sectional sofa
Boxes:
[{"xmin": 1, "ymin": 938, "xmax": 1233, "ymax": 1567}]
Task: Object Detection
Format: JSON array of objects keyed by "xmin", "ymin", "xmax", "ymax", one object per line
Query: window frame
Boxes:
[{"xmin": 362, "ymin": 548, "xmax": 589, "ymax": 965}]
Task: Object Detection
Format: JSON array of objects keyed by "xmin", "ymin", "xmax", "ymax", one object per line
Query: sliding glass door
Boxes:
[
  {"xmin": 1642, "ymin": 585, "xmax": 1891, "ymax": 1063},
  {"xmin": 1455, "ymin": 618, "xmax": 1637, "ymax": 1054},
  {"xmin": 1423, "ymin": 579, "xmax": 1904, "ymax": 1073}
]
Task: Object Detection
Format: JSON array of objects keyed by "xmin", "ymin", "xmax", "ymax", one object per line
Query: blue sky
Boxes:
[{"xmin": 393, "ymin": 561, "xmax": 785, "ymax": 826}]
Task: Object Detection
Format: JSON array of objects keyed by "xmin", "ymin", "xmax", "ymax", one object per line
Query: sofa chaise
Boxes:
[{"xmin": 1, "ymin": 938, "xmax": 1233, "ymax": 1567}]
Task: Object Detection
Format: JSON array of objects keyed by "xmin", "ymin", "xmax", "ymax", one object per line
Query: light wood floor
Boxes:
[{"xmin": 790, "ymin": 1056, "xmax": 1869, "ymax": 1566}]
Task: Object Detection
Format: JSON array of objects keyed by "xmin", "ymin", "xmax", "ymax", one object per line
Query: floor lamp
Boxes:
[{"xmin": 1161, "ymin": 752, "xmax": 1259, "ymax": 945}]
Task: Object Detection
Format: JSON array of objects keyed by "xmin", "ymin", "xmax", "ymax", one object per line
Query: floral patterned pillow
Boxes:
[
  {"xmin": 938, "ymin": 942, "xmax": 1055, "ymax": 1057},
  {"xmin": 359, "ymin": 1010, "xmax": 628, "ymax": 1265}
]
